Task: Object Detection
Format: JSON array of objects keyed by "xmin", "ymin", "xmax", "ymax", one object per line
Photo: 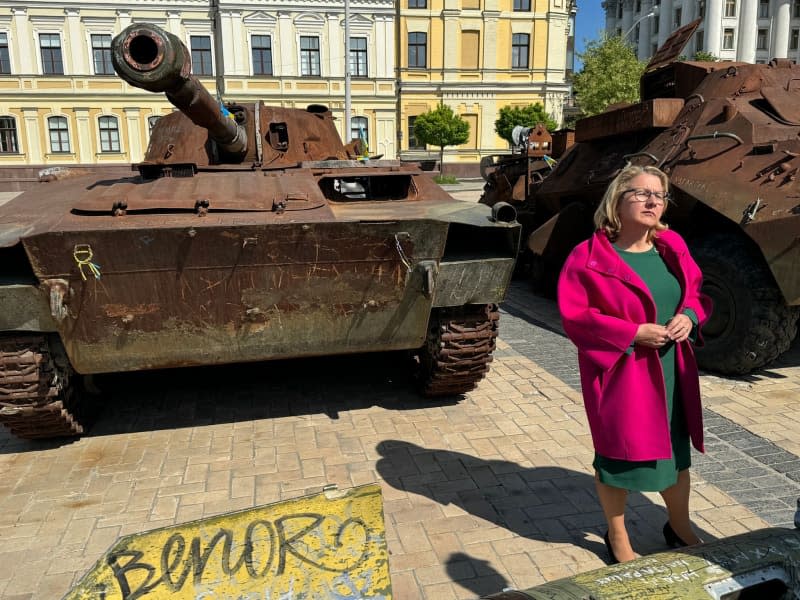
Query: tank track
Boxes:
[
  {"xmin": 417, "ymin": 304, "xmax": 499, "ymax": 396},
  {"xmin": 0, "ymin": 334, "xmax": 86, "ymax": 439}
]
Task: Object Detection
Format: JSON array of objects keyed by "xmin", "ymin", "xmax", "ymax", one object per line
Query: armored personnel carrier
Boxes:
[
  {"xmin": 0, "ymin": 23, "xmax": 520, "ymax": 440},
  {"xmin": 481, "ymin": 20, "xmax": 800, "ymax": 375}
]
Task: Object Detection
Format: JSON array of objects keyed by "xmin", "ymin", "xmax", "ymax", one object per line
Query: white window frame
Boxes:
[{"xmin": 97, "ymin": 113, "xmax": 121, "ymax": 153}]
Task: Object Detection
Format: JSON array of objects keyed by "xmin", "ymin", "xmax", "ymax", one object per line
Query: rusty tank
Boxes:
[
  {"xmin": 0, "ymin": 23, "xmax": 520, "ymax": 440},
  {"xmin": 481, "ymin": 19, "xmax": 800, "ymax": 376}
]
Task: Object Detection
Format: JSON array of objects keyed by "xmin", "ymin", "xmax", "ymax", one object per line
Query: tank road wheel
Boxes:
[
  {"xmin": 691, "ymin": 235, "xmax": 799, "ymax": 375},
  {"xmin": 0, "ymin": 334, "xmax": 92, "ymax": 440},
  {"xmin": 415, "ymin": 304, "xmax": 499, "ymax": 396}
]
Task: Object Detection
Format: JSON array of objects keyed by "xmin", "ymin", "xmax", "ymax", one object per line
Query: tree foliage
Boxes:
[
  {"xmin": 572, "ymin": 35, "xmax": 646, "ymax": 117},
  {"xmin": 494, "ymin": 103, "xmax": 558, "ymax": 145},
  {"xmin": 690, "ymin": 50, "xmax": 719, "ymax": 62},
  {"xmin": 413, "ymin": 103, "xmax": 470, "ymax": 174}
]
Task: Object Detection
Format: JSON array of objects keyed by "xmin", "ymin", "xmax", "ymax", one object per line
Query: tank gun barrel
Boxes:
[{"xmin": 111, "ymin": 23, "xmax": 246, "ymax": 155}]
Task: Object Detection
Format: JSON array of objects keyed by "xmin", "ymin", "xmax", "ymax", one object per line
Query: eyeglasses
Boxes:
[{"xmin": 622, "ymin": 188, "xmax": 671, "ymax": 205}]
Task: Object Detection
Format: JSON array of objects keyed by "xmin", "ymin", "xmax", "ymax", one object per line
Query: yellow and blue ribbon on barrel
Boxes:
[{"xmin": 73, "ymin": 244, "xmax": 102, "ymax": 280}]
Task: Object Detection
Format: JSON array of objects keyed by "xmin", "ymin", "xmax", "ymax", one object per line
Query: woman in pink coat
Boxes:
[{"xmin": 557, "ymin": 165, "xmax": 712, "ymax": 564}]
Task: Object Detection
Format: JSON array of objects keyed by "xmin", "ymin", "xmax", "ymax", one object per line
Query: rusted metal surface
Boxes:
[
  {"xmin": 574, "ymin": 99, "xmax": 685, "ymax": 143},
  {"xmin": 417, "ymin": 304, "xmax": 499, "ymax": 396},
  {"xmin": 0, "ymin": 334, "xmax": 85, "ymax": 439},
  {"xmin": 0, "ymin": 22, "xmax": 520, "ymax": 439}
]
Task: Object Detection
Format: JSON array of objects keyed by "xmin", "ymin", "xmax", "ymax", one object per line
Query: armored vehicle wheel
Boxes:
[
  {"xmin": 0, "ymin": 334, "xmax": 93, "ymax": 439},
  {"xmin": 416, "ymin": 304, "xmax": 499, "ymax": 396},
  {"xmin": 691, "ymin": 235, "xmax": 799, "ymax": 375}
]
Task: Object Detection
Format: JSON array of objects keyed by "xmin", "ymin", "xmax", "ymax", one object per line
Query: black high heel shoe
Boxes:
[
  {"xmin": 603, "ymin": 531, "xmax": 619, "ymax": 564},
  {"xmin": 663, "ymin": 522, "xmax": 689, "ymax": 548}
]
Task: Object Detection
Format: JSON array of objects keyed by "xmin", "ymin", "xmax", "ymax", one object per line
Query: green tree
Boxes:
[
  {"xmin": 494, "ymin": 104, "xmax": 558, "ymax": 146},
  {"xmin": 413, "ymin": 103, "xmax": 470, "ymax": 175},
  {"xmin": 572, "ymin": 35, "xmax": 646, "ymax": 117},
  {"xmin": 691, "ymin": 50, "xmax": 719, "ymax": 62}
]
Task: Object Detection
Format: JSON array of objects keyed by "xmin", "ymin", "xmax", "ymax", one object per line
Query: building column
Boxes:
[
  {"xmin": 123, "ymin": 108, "xmax": 142, "ymax": 163},
  {"xmin": 166, "ymin": 11, "xmax": 181, "ymax": 36},
  {"xmin": 638, "ymin": 0, "xmax": 653, "ymax": 59},
  {"xmin": 12, "ymin": 8, "xmax": 33, "ymax": 75},
  {"xmin": 21, "ymin": 108, "xmax": 42, "ymax": 164},
  {"xmin": 277, "ymin": 12, "xmax": 293, "ymax": 78},
  {"xmin": 443, "ymin": 11, "xmax": 459, "ymax": 82},
  {"xmin": 772, "ymin": 0, "xmax": 791, "ymax": 58},
  {"xmin": 64, "ymin": 8, "xmax": 82, "ymax": 75},
  {"xmin": 74, "ymin": 108, "xmax": 92, "ymax": 164},
  {"xmin": 736, "ymin": 0, "xmax": 758, "ymax": 62},
  {"xmin": 621, "ymin": 0, "xmax": 634, "ymax": 38},
  {"xmin": 705, "ymin": 0, "xmax": 723, "ymax": 56},
  {"xmin": 482, "ymin": 11, "xmax": 499, "ymax": 82},
  {"xmin": 116, "ymin": 9, "xmax": 132, "ymax": 30},
  {"xmin": 326, "ymin": 13, "xmax": 341, "ymax": 79},
  {"xmin": 548, "ymin": 12, "xmax": 568, "ymax": 82},
  {"xmin": 656, "ymin": 0, "xmax": 673, "ymax": 47}
]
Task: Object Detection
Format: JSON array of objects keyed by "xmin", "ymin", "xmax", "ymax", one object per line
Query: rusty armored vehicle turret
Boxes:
[
  {"xmin": 482, "ymin": 20, "xmax": 800, "ymax": 375},
  {"xmin": 0, "ymin": 23, "xmax": 520, "ymax": 440}
]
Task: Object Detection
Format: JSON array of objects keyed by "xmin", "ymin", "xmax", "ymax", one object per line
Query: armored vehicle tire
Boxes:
[
  {"xmin": 416, "ymin": 304, "xmax": 499, "ymax": 396},
  {"xmin": 0, "ymin": 334, "xmax": 96, "ymax": 440},
  {"xmin": 690, "ymin": 235, "xmax": 799, "ymax": 375}
]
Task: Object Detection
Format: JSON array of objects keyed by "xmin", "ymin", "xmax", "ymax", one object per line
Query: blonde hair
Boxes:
[{"xmin": 593, "ymin": 164, "xmax": 670, "ymax": 242}]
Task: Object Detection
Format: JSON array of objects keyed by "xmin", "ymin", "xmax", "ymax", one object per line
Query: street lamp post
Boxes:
[{"xmin": 622, "ymin": 11, "xmax": 655, "ymax": 41}]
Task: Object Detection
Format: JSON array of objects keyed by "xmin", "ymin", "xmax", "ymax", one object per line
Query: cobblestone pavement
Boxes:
[{"xmin": 1, "ymin": 183, "xmax": 799, "ymax": 598}]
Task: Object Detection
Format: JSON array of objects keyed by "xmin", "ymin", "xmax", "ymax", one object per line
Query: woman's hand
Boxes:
[
  {"xmin": 634, "ymin": 323, "xmax": 671, "ymax": 348},
  {"xmin": 666, "ymin": 313, "xmax": 694, "ymax": 343}
]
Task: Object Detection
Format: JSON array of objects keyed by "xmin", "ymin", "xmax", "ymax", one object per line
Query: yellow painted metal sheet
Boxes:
[{"xmin": 65, "ymin": 483, "xmax": 391, "ymax": 600}]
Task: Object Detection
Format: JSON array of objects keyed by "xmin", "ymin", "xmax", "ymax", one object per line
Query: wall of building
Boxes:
[
  {"xmin": 605, "ymin": 0, "xmax": 800, "ymax": 64},
  {"xmin": 0, "ymin": 0, "xmax": 396, "ymax": 170},
  {"xmin": 398, "ymin": 0, "xmax": 576, "ymax": 173}
]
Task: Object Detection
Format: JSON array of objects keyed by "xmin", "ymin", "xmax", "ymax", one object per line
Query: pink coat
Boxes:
[{"xmin": 557, "ymin": 229, "xmax": 712, "ymax": 461}]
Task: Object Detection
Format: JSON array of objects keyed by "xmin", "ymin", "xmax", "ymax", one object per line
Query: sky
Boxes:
[{"xmin": 574, "ymin": 0, "xmax": 606, "ymax": 69}]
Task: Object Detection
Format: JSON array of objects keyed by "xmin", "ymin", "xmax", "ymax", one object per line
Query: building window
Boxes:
[
  {"xmin": 653, "ymin": 18, "xmax": 659, "ymax": 34},
  {"xmin": 0, "ymin": 33, "xmax": 9, "ymax": 74},
  {"xmin": 759, "ymin": 0, "xmax": 769, "ymax": 18},
  {"xmin": 148, "ymin": 115, "xmax": 161, "ymax": 133},
  {"xmin": 674, "ymin": 7, "xmax": 682, "ymax": 28},
  {"xmin": 48, "ymin": 116, "xmax": 70, "ymax": 153},
  {"xmin": 408, "ymin": 0, "xmax": 426, "ymax": 8},
  {"xmin": 40, "ymin": 33, "xmax": 64, "ymax": 75},
  {"xmin": 514, "ymin": 0, "xmax": 531, "ymax": 11},
  {"xmin": 757, "ymin": 29, "xmax": 768, "ymax": 50},
  {"xmin": 634, "ymin": 24, "xmax": 640, "ymax": 46},
  {"xmin": 462, "ymin": 30, "xmax": 480, "ymax": 69},
  {"xmin": 512, "ymin": 33, "xmax": 529, "ymax": 69},
  {"xmin": 795, "ymin": 0, "xmax": 800, "ymax": 18},
  {"xmin": 98, "ymin": 115, "xmax": 120, "ymax": 152},
  {"xmin": 91, "ymin": 34, "xmax": 113, "ymax": 75},
  {"xmin": 0, "ymin": 116, "xmax": 18, "ymax": 153},
  {"xmin": 190, "ymin": 36, "xmax": 213, "ymax": 75},
  {"xmin": 791, "ymin": 28, "xmax": 800, "ymax": 50},
  {"xmin": 723, "ymin": 28, "xmax": 735, "ymax": 49},
  {"xmin": 725, "ymin": 0, "xmax": 736, "ymax": 17},
  {"xmin": 408, "ymin": 32, "xmax": 427, "ymax": 68},
  {"xmin": 635, "ymin": 0, "xmax": 641, "ymax": 11},
  {"xmin": 617, "ymin": 3, "xmax": 623, "ymax": 18},
  {"xmin": 349, "ymin": 37, "xmax": 367, "ymax": 77},
  {"xmin": 408, "ymin": 116, "xmax": 423, "ymax": 150},
  {"xmin": 351, "ymin": 116, "xmax": 368, "ymax": 148},
  {"xmin": 698, "ymin": 0, "xmax": 706, "ymax": 18},
  {"xmin": 252, "ymin": 35, "xmax": 273, "ymax": 75},
  {"xmin": 300, "ymin": 36, "xmax": 320, "ymax": 76},
  {"xmin": 695, "ymin": 30, "xmax": 704, "ymax": 52}
]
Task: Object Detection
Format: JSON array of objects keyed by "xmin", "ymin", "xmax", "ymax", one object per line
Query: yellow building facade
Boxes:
[
  {"xmin": 0, "ymin": 1, "xmax": 397, "ymax": 174},
  {"xmin": 398, "ymin": 0, "xmax": 575, "ymax": 173}
]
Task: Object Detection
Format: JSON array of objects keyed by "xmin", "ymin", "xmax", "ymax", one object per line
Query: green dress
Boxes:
[{"xmin": 593, "ymin": 245, "xmax": 692, "ymax": 492}]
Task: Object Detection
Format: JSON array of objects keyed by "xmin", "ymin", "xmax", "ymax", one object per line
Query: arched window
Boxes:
[
  {"xmin": 351, "ymin": 116, "xmax": 369, "ymax": 150},
  {"xmin": 99, "ymin": 115, "xmax": 120, "ymax": 152},
  {"xmin": 48, "ymin": 116, "xmax": 70, "ymax": 153},
  {"xmin": 0, "ymin": 116, "xmax": 18, "ymax": 153}
]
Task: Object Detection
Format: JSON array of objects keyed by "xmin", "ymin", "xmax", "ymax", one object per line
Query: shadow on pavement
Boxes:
[
  {"xmin": 0, "ymin": 352, "xmax": 460, "ymax": 453},
  {"xmin": 376, "ymin": 440, "xmax": 714, "ymax": 596}
]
